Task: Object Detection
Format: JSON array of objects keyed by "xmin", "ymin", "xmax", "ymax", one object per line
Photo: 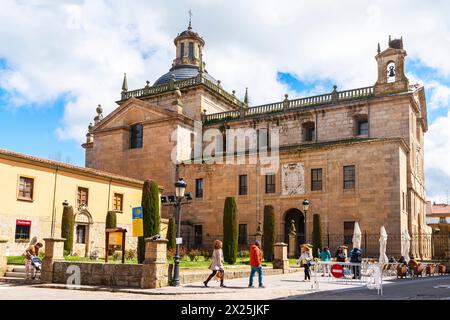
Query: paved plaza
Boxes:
[{"xmin": 1, "ymin": 271, "xmax": 449, "ymax": 300}]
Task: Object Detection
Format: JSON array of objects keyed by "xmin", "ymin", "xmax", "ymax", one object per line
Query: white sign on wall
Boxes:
[{"xmin": 282, "ymin": 163, "xmax": 305, "ymax": 196}]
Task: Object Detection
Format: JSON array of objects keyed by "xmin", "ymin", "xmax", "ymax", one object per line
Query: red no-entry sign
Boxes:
[{"xmin": 331, "ymin": 264, "xmax": 344, "ymax": 278}]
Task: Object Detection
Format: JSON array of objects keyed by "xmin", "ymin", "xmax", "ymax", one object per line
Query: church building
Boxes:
[{"xmin": 83, "ymin": 23, "xmax": 431, "ymax": 259}]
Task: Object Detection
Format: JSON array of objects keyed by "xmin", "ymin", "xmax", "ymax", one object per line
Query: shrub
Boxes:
[
  {"xmin": 263, "ymin": 205, "xmax": 275, "ymax": 262},
  {"xmin": 237, "ymin": 250, "xmax": 249, "ymax": 258},
  {"xmin": 125, "ymin": 249, "xmax": 137, "ymax": 260},
  {"xmin": 188, "ymin": 249, "xmax": 201, "ymax": 262},
  {"xmin": 138, "ymin": 180, "xmax": 161, "ymax": 263},
  {"xmin": 223, "ymin": 197, "xmax": 239, "ymax": 264},
  {"xmin": 312, "ymin": 214, "xmax": 323, "ymax": 258},
  {"xmin": 61, "ymin": 205, "xmax": 74, "ymax": 254},
  {"xmin": 167, "ymin": 218, "xmax": 176, "ymax": 250},
  {"xmin": 106, "ymin": 211, "xmax": 117, "ymax": 229}
]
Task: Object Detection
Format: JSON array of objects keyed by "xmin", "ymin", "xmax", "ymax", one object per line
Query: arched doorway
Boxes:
[
  {"xmin": 284, "ymin": 208, "xmax": 305, "ymax": 254},
  {"xmin": 74, "ymin": 210, "xmax": 93, "ymax": 257}
]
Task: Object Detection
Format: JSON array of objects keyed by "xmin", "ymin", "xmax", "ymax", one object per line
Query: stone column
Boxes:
[
  {"xmin": 273, "ymin": 242, "xmax": 289, "ymax": 272},
  {"xmin": 0, "ymin": 237, "xmax": 8, "ymax": 277},
  {"xmin": 41, "ymin": 238, "xmax": 65, "ymax": 283},
  {"xmin": 288, "ymin": 234, "xmax": 296, "ymax": 258},
  {"xmin": 140, "ymin": 238, "xmax": 169, "ymax": 289}
]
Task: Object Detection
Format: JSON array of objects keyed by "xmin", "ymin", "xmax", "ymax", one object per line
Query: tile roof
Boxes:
[{"xmin": 0, "ymin": 148, "xmax": 143, "ymax": 186}]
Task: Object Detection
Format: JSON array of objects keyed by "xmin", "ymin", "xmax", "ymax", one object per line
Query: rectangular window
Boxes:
[
  {"xmin": 238, "ymin": 224, "xmax": 248, "ymax": 245},
  {"xmin": 343, "ymin": 165, "xmax": 355, "ymax": 189},
  {"xmin": 77, "ymin": 187, "xmax": 89, "ymax": 207},
  {"xmin": 188, "ymin": 42, "xmax": 194, "ymax": 58},
  {"xmin": 18, "ymin": 176, "xmax": 34, "ymax": 201},
  {"xmin": 180, "ymin": 43, "xmax": 185, "ymax": 57},
  {"xmin": 311, "ymin": 168, "xmax": 323, "ymax": 191},
  {"xmin": 265, "ymin": 174, "xmax": 276, "ymax": 194},
  {"xmin": 195, "ymin": 178, "xmax": 204, "ymax": 198},
  {"xmin": 76, "ymin": 225, "xmax": 86, "ymax": 244},
  {"xmin": 305, "ymin": 127, "xmax": 315, "ymax": 142},
  {"xmin": 194, "ymin": 225, "xmax": 202, "ymax": 246},
  {"xmin": 358, "ymin": 120, "xmax": 369, "ymax": 135},
  {"xmin": 130, "ymin": 123, "xmax": 143, "ymax": 149},
  {"xmin": 15, "ymin": 225, "xmax": 31, "ymax": 241},
  {"xmin": 113, "ymin": 193, "xmax": 123, "ymax": 211},
  {"xmin": 258, "ymin": 128, "xmax": 269, "ymax": 150},
  {"xmin": 239, "ymin": 174, "xmax": 248, "ymax": 195},
  {"xmin": 344, "ymin": 221, "xmax": 355, "ymax": 245}
]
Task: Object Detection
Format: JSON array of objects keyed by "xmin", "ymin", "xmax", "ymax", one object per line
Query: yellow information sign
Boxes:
[
  {"xmin": 132, "ymin": 207, "xmax": 144, "ymax": 237},
  {"xmin": 109, "ymin": 231, "xmax": 123, "ymax": 246}
]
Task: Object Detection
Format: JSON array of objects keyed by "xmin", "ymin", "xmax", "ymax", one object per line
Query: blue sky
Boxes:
[{"xmin": 1, "ymin": 0, "xmax": 450, "ymax": 203}]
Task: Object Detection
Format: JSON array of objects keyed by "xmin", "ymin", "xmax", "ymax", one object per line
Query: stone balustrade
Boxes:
[{"xmin": 203, "ymin": 85, "xmax": 375, "ymax": 125}]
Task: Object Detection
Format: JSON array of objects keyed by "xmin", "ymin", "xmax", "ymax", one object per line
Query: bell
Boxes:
[{"xmin": 388, "ymin": 66, "xmax": 396, "ymax": 77}]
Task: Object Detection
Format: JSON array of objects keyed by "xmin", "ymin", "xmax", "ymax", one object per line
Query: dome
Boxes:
[{"xmin": 154, "ymin": 65, "xmax": 217, "ymax": 86}]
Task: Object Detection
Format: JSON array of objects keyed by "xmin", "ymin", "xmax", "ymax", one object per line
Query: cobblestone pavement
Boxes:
[{"xmin": 1, "ymin": 272, "xmax": 449, "ymax": 300}]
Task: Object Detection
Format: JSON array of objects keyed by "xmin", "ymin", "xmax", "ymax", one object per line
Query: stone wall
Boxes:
[{"xmin": 52, "ymin": 261, "xmax": 143, "ymax": 287}]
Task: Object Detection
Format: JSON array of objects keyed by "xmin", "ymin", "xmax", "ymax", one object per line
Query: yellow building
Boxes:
[{"xmin": 0, "ymin": 148, "xmax": 154, "ymax": 257}]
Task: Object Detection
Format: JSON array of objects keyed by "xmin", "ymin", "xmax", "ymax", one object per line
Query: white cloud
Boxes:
[{"xmin": 1, "ymin": 0, "xmax": 450, "ymax": 199}]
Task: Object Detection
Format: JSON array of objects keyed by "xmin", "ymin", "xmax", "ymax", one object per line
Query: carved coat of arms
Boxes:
[{"xmin": 282, "ymin": 163, "xmax": 305, "ymax": 196}]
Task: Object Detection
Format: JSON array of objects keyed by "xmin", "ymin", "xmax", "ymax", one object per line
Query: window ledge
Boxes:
[{"xmin": 17, "ymin": 197, "xmax": 34, "ymax": 203}]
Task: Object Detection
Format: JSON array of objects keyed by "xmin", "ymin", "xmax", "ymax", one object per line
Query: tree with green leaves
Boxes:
[
  {"xmin": 137, "ymin": 180, "xmax": 161, "ymax": 263},
  {"xmin": 312, "ymin": 214, "xmax": 323, "ymax": 258},
  {"xmin": 166, "ymin": 218, "xmax": 176, "ymax": 250},
  {"xmin": 106, "ymin": 211, "xmax": 117, "ymax": 229},
  {"xmin": 61, "ymin": 205, "xmax": 74, "ymax": 254},
  {"xmin": 263, "ymin": 205, "xmax": 275, "ymax": 262},
  {"xmin": 222, "ymin": 197, "xmax": 238, "ymax": 264}
]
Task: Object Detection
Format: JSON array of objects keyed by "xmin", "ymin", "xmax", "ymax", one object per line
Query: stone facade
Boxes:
[{"xmin": 82, "ymin": 26, "xmax": 431, "ymax": 259}]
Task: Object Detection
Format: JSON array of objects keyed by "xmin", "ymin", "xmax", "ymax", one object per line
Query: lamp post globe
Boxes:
[
  {"xmin": 302, "ymin": 199, "xmax": 310, "ymax": 213},
  {"xmin": 175, "ymin": 178, "xmax": 186, "ymax": 198}
]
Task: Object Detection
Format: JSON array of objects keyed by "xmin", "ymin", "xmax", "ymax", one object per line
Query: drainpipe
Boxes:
[
  {"xmin": 107, "ymin": 178, "xmax": 112, "ymax": 212},
  {"xmin": 50, "ymin": 166, "xmax": 59, "ymax": 237}
]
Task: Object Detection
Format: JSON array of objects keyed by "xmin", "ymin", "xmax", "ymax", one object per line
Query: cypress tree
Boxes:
[
  {"xmin": 312, "ymin": 214, "xmax": 323, "ymax": 258},
  {"xmin": 263, "ymin": 205, "xmax": 275, "ymax": 262},
  {"xmin": 61, "ymin": 205, "xmax": 74, "ymax": 254},
  {"xmin": 106, "ymin": 211, "xmax": 117, "ymax": 229},
  {"xmin": 137, "ymin": 180, "xmax": 161, "ymax": 263},
  {"xmin": 167, "ymin": 218, "xmax": 176, "ymax": 251},
  {"xmin": 222, "ymin": 197, "xmax": 238, "ymax": 264}
]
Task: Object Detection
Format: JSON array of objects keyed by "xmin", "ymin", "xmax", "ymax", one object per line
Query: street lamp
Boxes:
[
  {"xmin": 173, "ymin": 178, "xmax": 186, "ymax": 287},
  {"xmin": 302, "ymin": 199, "xmax": 310, "ymax": 243}
]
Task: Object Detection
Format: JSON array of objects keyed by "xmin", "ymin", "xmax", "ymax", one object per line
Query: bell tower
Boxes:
[
  {"xmin": 374, "ymin": 36, "xmax": 409, "ymax": 95},
  {"xmin": 172, "ymin": 13, "xmax": 205, "ymax": 70}
]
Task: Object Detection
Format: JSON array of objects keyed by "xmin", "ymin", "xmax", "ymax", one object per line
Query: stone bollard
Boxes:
[
  {"xmin": 41, "ymin": 238, "xmax": 65, "ymax": 283},
  {"xmin": 273, "ymin": 242, "xmax": 289, "ymax": 272},
  {"xmin": 0, "ymin": 237, "xmax": 8, "ymax": 277},
  {"xmin": 288, "ymin": 234, "xmax": 296, "ymax": 258},
  {"xmin": 140, "ymin": 238, "xmax": 169, "ymax": 289}
]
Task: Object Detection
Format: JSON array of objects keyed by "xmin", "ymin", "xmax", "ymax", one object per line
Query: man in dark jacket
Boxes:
[{"xmin": 350, "ymin": 247, "xmax": 362, "ymax": 279}]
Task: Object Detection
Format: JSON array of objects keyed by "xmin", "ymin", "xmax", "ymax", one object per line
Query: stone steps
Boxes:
[{"xmin": 0, "ymin": 277, "xmax": 43, "ymax": 284}]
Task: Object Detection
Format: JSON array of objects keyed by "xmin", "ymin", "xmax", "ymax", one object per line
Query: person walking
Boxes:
[
  {"xmin": 25, "ymin": 241, "xmax": 43, "ymax": 282},
  {"xmin": 298, "ymin": 245, "xmax": 312, "ymax": 281},
  {"xmin": 203, "ymin": 240, "xmax": 226, "ymax": 287},
  {"xmin": 318, "ymin": 246, "xmax": 331, "ymax": 276},
  {"xmin": 248, "ymin": 240, "xmax": 265, "ymax": 288}
]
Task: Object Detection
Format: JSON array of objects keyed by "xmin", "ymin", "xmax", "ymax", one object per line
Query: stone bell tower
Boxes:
[{"xmin": 374, "ymin": 36, "xmax": 409, "ymax": 95}]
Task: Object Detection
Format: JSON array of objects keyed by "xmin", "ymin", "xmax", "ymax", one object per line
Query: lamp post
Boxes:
[
  {"xmin": 172, "ymin": 178, "xmax": 187, "ymax": 287},
  {"xmin": 302, "ymin": 199, "xmax": 310, "ymax": 244}
]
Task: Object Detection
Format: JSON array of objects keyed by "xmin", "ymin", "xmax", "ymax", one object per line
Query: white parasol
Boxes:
[
  {"xmin": 379, "ymin": 226, "xmax": 389, "ymax": 264},
  {"xmin": 352, "ymin": 222, "xmax": 362, "ymax": 250},
  {"xmin": 401, "ymin": 229, "xmax": 411, "ymax": 263}
]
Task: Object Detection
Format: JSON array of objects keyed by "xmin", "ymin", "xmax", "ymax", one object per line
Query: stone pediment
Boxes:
[{"xmin": 92, "ymin": 98, "xmax": 176, "ymax": 132}]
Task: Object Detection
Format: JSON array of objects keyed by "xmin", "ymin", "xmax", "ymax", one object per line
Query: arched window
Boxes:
[
  {"xmin": 387, "ymin": 62, "xmax": 396, "ymax": 83},
  {"xmin": 130, "ymin": 123, "xmax": 143, "ymax": 149}
]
